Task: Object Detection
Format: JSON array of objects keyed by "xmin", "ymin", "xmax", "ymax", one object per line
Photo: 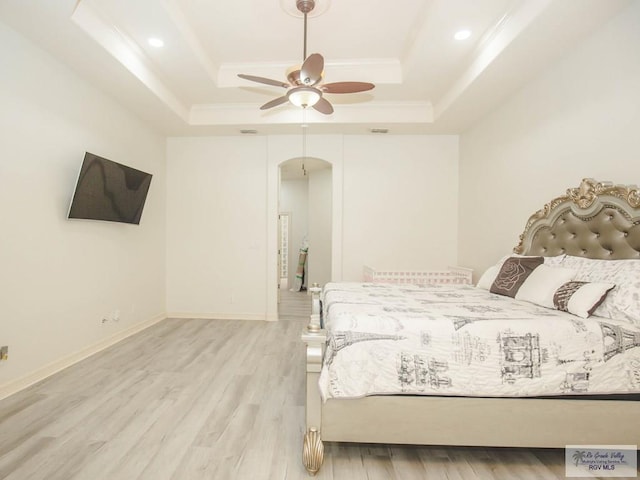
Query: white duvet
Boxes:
[{"xmin": 318, "ymin": 282, "xmax": 640, "ymax": 401}]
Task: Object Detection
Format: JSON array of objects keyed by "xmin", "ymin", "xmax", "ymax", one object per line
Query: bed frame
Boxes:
[{"xmin": 301, "ymin": 178, "xmax": 640, "ymax": 475}]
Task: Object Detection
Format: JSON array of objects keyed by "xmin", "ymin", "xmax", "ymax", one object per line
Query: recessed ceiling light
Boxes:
[
  {"xmin": 454, "ymin": 29, "xmax": 471, "ymax": 41},
  {"xmin": 148, "ymin": 37, "xmax": 164, "ymax": 48}
]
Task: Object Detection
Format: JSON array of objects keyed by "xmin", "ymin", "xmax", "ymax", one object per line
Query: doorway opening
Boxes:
[{"xmin": 278, "ymin": 157, "xmax": 332, "ymax": 310}]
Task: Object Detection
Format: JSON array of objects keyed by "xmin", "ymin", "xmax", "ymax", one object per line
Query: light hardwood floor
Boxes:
[{"xmin": 0, "ymin": 290, "xmax": 623, "ymax": 479}]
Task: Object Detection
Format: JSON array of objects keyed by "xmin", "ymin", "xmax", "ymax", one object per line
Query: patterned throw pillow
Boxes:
[
  {"xmin": 515, "ymin": 265, "xmax": 577, "ymax": 308},
  {"xmin": 560, "ymin": 256, "xmax": 640, "ymax": 325},
  {"xmin": 553, "ymin": 281, "xmax": 616, "ymax": 318},
  {"xmin": 476, "ymin": 254, "xmax": 565, "ymax": 291},
  {"xmin": 490, "ymin": 256, "xmax": 544, "ymax": 297}
]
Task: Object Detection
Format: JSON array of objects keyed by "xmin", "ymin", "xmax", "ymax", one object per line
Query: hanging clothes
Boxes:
[{"xmin": 292, "ymin": 246, "xmax": 308, "ymax": 292}]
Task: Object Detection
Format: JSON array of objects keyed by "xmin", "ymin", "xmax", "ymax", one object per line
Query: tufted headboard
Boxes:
[{"xmin": 514, "ymin": 178, "xmax": 640, "ymax": 260}]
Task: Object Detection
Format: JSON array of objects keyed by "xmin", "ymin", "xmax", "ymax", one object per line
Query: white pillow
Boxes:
[
  {"xmin": 553, "ymin": 281, "xmax": 616, "ymax": 318},
  {"xmin": 515, "ymin": 265, "xmax": 577, "ymax": 308},
  {"xmin": 476, "ymin": 265, "xmax": 500, "ymax": 290}
]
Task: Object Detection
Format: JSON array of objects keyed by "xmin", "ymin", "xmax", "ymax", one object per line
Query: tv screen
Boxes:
[{"xmin": 68, "ymin": 152, "xmax": 152, "ymax": 225}]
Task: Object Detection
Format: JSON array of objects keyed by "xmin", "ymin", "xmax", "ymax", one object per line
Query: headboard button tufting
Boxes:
[{"xmin": 514, "ymin": 179, "xmax": 640, "ymax": 259}]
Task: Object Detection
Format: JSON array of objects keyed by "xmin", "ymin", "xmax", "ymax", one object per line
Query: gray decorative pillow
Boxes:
[
  {"xmin": 490, "ymin": 256, "xmax": 544, "ymax": 298},
  {"xmin": 553, "ymin": 281, "xmax": 616, "ymax": 318}
]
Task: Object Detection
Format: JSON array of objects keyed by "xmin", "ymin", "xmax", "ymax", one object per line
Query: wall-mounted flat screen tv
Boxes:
[{"xmin": 68, "ymin": 152, "xmax": 152, "ymax": 225}]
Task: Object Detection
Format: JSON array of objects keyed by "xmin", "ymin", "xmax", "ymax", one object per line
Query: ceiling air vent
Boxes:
[
  {"xmin": 370, "ymin": 128, "xmax": 389, "ymax": 134},
  {"xmin": 240, "ymin": 129, "xmax": 258, "ymax": 135}
]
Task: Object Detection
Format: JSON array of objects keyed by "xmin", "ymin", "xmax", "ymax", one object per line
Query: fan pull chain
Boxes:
[{"xmin": 302, "ymin": 110, "xmax": 307, "ymax": 176}]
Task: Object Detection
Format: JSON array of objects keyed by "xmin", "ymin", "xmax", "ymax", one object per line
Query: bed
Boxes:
[{"xmin": 301, "ymin": 178, "xmax": 640, "ymax": 475}]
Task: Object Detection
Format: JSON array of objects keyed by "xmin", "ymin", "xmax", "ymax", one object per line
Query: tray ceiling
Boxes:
[{"xmin": 0, "ymin": 0, "xmax": 631, "ymax": 134}]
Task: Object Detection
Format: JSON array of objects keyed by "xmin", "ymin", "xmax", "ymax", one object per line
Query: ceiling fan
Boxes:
[{"xmin": 237, "ymin": 0, "xmax": 374, "ymax": 115}]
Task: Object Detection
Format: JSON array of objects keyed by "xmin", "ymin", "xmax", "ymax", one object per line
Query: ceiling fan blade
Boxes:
[
  {"xmin": 300, "ymin": 53, "xmax": 324, "ymax": 86},
  {"xmin": 260, "ymin": 96, "xmax": 289, "ymax": 110},
  {"xmin": 238, "ymin": 74, "xmax": 289, "ymax": 89},
  {"xmin": 322, "ymin": 82, "xmax": 375, "ymax": 94},
  {"xmin": 312, "ymin": 97, "xmax": 334, "ymax": 115}
]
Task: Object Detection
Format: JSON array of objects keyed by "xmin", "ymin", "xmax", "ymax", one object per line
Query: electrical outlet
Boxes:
[
  {"xmin": 113, "ymin": 310, "xmax": 120, "ymax": 322},
  {"xmin": 0, "ymin": 346, "xmax": 8, "ymax": 361}
]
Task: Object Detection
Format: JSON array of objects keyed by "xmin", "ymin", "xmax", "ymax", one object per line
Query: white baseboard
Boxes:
[{"xmin": 0, "ymin": 313, "xmax": 166, "ymax": 401}]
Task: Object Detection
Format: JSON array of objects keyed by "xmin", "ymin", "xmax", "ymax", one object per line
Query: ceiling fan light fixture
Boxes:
[{"xmin": 287, "ymin": 86, "xmax": 321, "ymax": 108}]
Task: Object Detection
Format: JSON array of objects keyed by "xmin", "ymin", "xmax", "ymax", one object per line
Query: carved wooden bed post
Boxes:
[{"xmin": 301, "ymin": 283, "xmax": 326, "ymax": 475}]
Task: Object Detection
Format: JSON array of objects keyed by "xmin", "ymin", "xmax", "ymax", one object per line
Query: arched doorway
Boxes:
[
  {"xmin": 278, "ymin": 157, "xmax": 332, "ymax": 311},
  {"xmin": 265, "ymin": 134, "xmax": 344, "ymax": 321}
]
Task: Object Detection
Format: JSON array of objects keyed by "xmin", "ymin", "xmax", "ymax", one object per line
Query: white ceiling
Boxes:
[{"xmin": 0, "ymin": 0, "xmax": 631, "ymax": 135}]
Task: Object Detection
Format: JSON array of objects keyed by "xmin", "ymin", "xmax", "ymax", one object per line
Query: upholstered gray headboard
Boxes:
[{"xmin": 514, "ymin": 178, "xmax": 640, "ymax": 260}]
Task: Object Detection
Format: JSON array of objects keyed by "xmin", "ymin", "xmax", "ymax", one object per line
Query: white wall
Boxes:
[
  {"xmin": 342, "ymin": 135, "xmax": 459, "ymax": 280},
  {"xmin": 279, "ymin": 178, "xmax": 309, "ymax": 287},
  {"xmin": 167, "ymin": 134, "xmax": 459, "ymax": 319},
  {"xmin": 458, "ymin": 1, "xmax": 640, "ymax": 280},
  {"xmin": 166, "ymin": 136, "xmax": 269, "ymax": 319},
  {"xmin": 308, "ymin": 168, "xmax": 332, "ymax": 287},
  {"xmin": 0, "ymin": 21, "xmax": 166, "ymax": 395}
]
